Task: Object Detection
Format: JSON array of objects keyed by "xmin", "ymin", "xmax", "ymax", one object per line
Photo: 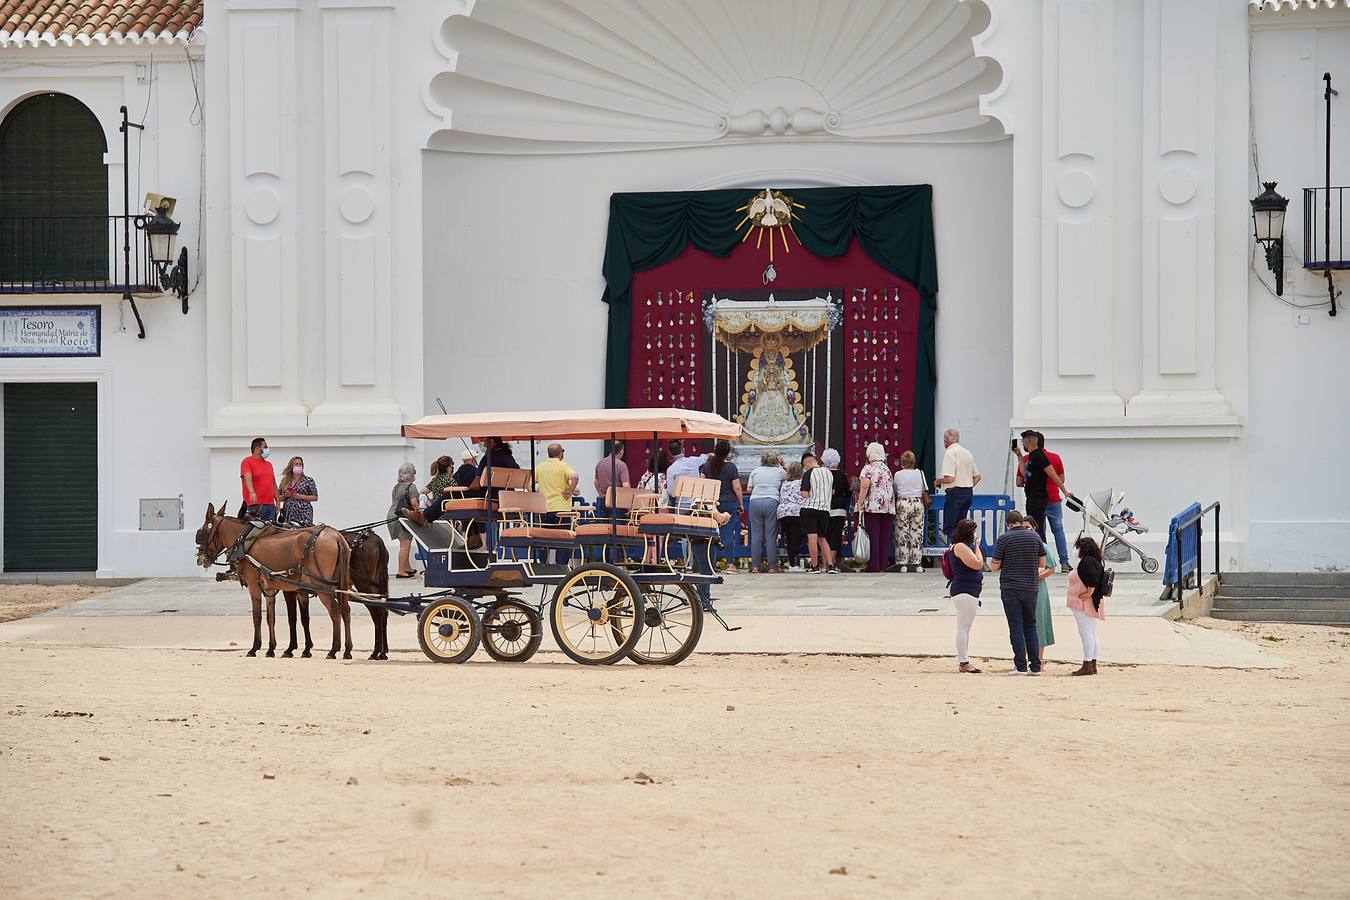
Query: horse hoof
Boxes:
[
  {"xmin": 302, "ymin": 650, "xmax": 312, "ymax": 658},
  {"xmin": 265, "ymin": 650, "xmax": 275, "ymax": 658},
  {"xmin": 326, "ymin": 652, "xmax": 337, "ymax": 660},
  {"xmin": 281, "ymin": 651, "xmax": 294, "ymax": 659},
  {"xmin": 246, "ymin": 649, "xmax": 258, "ymax": 658},
  {"xmin": 343, "ymin": 652, "xmax": 352, "ymax": 660}
]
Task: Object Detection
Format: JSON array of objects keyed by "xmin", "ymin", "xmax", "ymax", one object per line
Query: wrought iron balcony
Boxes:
[
  {"xmin": 1303, "ymin": 186, "xmax": 1348, "ymax": 271},
  {"xmin": 0, "ymin": 214, "xmax": 161, "ymax": 294}
]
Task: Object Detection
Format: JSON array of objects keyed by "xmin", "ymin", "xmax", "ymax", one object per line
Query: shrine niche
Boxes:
[{"xmin": 704, "ymin": 292, "xmax": 840, "ymax": 466}]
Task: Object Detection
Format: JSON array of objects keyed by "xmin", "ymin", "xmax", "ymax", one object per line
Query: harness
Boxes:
[{"xmin": 241, "ymin": 525, "xmax": 347, "ymax": 592}]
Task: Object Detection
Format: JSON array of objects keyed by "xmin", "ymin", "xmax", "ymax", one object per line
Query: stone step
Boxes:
[
  {"xmin": 1212, "ymin": 596, "xmax": 1350, "ymax": 612},
  {"xmin": 1216, "ymin": 585, "xmax": 1350, "ymax": 601},
  {"xmin": 1222, "ymin": 572, "xmax": 1350, "ymax": 588},
  {"xmin": 1210, "ymin": 608, "xmax": 1350, "ymax": 626}
]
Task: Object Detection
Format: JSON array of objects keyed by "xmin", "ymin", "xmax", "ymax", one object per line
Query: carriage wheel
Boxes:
[
  {"xmin": 481, "ymin": 599, "xmax": 543, "ymax": 663},
  {"xmin": 416, "ymin": 596, "xmax": 481, "ymax": 664},
  {"xmin": 1141, "ymin": 556, "xmax": 1160, "ymax": 575},
  {"xmin": 621, "ymin": 582, "xmax": 704, "ymax": 666},
  {"xmin": 548, "ymin": 562, "xmax": 644, "ymax": 666}
]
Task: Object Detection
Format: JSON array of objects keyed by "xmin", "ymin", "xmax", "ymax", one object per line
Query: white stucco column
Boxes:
[
  {"xmin": 307, "ymin": 0, "xmax": 404, "ymax": 430},
  {"xmin": 1128, "ymin": 0, "xmax": 1236, "ymax": 419},
  {"xmin": 207, "ymin": 0, "xmax": 307, "ymax": 431},
  {"xmin": 201, "ymin": 0, "xmax": 427, "ymax": 536}
]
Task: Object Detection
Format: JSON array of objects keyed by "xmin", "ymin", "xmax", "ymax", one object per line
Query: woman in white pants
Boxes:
[
  {"xmin": 1066, "ymin": 536, "xmax": 1106, "ymax": 675},
  {"xmin": 947, "ymin": 518, "xmax": 984, "ymax": 673}
]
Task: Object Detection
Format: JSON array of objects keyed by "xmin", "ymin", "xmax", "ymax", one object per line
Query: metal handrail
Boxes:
[
  {"xmin": 0, "ymin": 213, "xmax": 157, "ymax": 294},
  {"xmin": 1302, "ymin": 186, "xmax": 1347, "ymax": 271},
  {"xmin": 1170, "ymin": 500, "xmax": 1221, "ymax": 613}
]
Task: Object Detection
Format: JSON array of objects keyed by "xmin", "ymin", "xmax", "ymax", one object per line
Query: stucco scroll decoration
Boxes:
[{"xmin": 717, "ymin": 108, "xmax": 842, "ymax": 137}]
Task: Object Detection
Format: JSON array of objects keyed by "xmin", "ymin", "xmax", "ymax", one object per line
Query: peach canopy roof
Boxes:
[{"xmin": 401, "ymin": 408, "xmax": 742, "ymax": 442}]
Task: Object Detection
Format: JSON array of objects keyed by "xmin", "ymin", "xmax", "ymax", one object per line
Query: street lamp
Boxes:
[
  {"xmin": 143, "ymin": 200, "xmax": 190, "ymax": 311},
  {"xmin": 1250, "ymin": 181, "xmax": 1288, "ymax": 296}
]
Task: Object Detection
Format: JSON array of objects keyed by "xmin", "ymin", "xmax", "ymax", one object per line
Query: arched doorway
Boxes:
[{"xmin": 0, "ymin": 93, "xmax": 109, "ymax": 285}]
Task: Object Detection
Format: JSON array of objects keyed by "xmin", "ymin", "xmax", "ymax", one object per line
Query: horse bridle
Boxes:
[{"xmin": 196, "ymin": 512, "xmax": 232, "ymax": 568}]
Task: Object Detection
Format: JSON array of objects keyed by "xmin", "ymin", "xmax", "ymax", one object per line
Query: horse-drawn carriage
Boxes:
[{"xmin": 196, "ymin": 408, "xmax": 742, "ymax": 666}]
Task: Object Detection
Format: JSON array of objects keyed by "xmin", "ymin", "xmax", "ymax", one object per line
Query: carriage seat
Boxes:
[
  {"xmin": 638, "ymin": 476, "xmax": 722, "ymax": 538},
  {"xmin": 496, "ymin": 492, "xmax": 577, "ymax": 546},
  {"xmin": 575, "ymin": 486, "xmax": 657, "ymax": 544},
  {"xmin": 441, "ymin": 467, "xmax": 533, "ymax": 516}
]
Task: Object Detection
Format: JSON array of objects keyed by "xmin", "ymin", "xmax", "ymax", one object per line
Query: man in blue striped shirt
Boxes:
[{"xmin": 990, "ymin": 510, "xmax": 1047, "ymax": 674}]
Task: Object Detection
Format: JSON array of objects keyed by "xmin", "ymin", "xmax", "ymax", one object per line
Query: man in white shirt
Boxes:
[{"xmin": 935, "ymin": 428, "xmax": 980, "ymax": 541}]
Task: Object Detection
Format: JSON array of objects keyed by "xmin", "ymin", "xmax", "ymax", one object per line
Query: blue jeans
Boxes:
[
  {"xmin": 1000, "ymin": 587, "xmax": 1041, "ymax": 672},
  {"xmin": 747, "ymin": 497, "xmax": 780, "ymax": 569},
  {"xmin": 943, "ymin": 487, "xmax": 973, "ymax": 539},
  {"xmin": 245, "ymin": 503, "xmax": 276, "ymax": 523},
  {"xmin": 715, "ymin": 497, "xmax": 739, "ymax": 564},
  {"xmin": 1046, "ymin": 501, "xmax": 1068, "ymax": 564}
]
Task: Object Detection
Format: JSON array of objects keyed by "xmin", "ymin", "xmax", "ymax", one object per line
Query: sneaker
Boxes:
[
  {"xmin": 1004, "ymin": 669, "xmax": 1029, "ymax": 676},
  {"xmin": 826, "ymin": 565, "xmax": 840, "ymax": 574},
  {"xmin": 1028, "ymin": 669, "xmax": 1042, "ymax": 676},
  {"xmin": 1060, "ymin": 563, "xmax": 1073, "ymax": 574}
]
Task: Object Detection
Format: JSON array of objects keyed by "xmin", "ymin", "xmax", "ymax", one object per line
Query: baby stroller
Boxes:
[{"xmin": 1065, "ymin": 488, "xmax": 1160, "ymax": 574}]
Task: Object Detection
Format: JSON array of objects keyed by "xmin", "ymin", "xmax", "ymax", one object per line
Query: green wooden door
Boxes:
[
  {"xmin": 3, "ymin": 383, "xmax": 98, "ymax": 572},
  {"xmin": 0, "ymin": 93, "xmax": 110, "ymax": 284}
]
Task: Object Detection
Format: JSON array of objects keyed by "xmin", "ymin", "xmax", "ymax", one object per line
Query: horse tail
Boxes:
[{"xmin": 376, "ymin": 535, "xmax": 390, "ymax": 599}]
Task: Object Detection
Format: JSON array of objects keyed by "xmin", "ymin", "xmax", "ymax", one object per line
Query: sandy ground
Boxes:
[
  {"xmin": 0, "ymin": 584, "xmax": 108, "ymax": 624},
  {"xmin": 1, "ymin": 621, "xmax": 1347, "ymax": 899}
]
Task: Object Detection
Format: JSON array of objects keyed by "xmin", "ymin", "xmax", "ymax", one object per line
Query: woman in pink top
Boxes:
[{"xmin": 1066, "ymin": 536, "xmax": 1106, "ymax": 675}]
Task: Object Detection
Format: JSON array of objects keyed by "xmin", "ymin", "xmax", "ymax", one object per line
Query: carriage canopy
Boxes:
[{"xmin": 400, "ymin": 407, "xmax": 742, "ymax": 443}]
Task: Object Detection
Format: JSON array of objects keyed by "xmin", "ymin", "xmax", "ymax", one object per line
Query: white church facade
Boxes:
[{"xmin": 0, "ymin": 0, "xmax": 1345, "ymax": 576}]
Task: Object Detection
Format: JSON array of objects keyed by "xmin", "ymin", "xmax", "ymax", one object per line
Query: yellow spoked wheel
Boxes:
[
  {"xmin": 623, "ymin": 583, "xmax": 704, "ymax": 666},
  {"xmin": 481, "ymin": 599, "xmax": 543, "ymax": 663},
  {"xmin": 548, "ymin": 562, "xmax": 645, "ymax": 665},
  {"xmin": 416, "ymin": 596, "xmax": 481, "ymax": 664}
]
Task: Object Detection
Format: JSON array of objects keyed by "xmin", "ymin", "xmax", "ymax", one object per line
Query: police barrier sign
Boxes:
[{"xmin": 0, "ymin": 306, "xmax": 101, "ymax": 358}]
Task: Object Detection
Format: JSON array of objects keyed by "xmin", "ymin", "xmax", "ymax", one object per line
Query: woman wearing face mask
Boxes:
[
  {"xmin": 278, "ymin": 457, "xmax": 318, "ymax": 526},
  {"xmin": 387, "ymin": 462, "xmax": 420, "ymax": 578}
]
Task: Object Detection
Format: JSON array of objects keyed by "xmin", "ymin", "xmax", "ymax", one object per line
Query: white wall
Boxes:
[
  {"xmin": 1247, "ymin": 11, "xmax": 1350, "ymax": 569},
  {"xmin": 0, "ymin": 45, "xmax": 209, "ymax": 576},
  {"xmin": 421, "ymin": 140, "xmax": 1014, "ymax": 492}
]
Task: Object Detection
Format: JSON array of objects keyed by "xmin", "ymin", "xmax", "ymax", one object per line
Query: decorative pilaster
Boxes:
[
  {"xmin": 215, "ymin": 0, "xmax": 306, "ymax": 429},
  {"xmin": 1024, "ymin": 0, "xmax": 1124, "ymax": 420},
  {"xmin": 1128, "ymin": 0, "xmax": 1231, "ymax": 418},
  {"xmin": 309, "ymin": 0, "xmax": 403, "ymax": 428}
]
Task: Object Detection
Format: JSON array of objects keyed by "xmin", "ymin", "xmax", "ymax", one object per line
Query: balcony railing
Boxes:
[
  {"xmin": 0, "ymin": 214, "xmax": 160, "ymax": 294},
  {"xmin": 1303, "ymin": 186, "xmax": 1349, "ymax": 271}
]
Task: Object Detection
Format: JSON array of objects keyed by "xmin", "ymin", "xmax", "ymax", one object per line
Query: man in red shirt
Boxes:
[{"xmin": 240, "ymin": 437, "xmax": 278, "ymax": 522}]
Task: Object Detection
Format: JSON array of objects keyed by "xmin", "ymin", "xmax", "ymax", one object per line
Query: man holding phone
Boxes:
[{"xmin": 1015, "ymin": 430, "xmax": 1070, "ymax": 540}]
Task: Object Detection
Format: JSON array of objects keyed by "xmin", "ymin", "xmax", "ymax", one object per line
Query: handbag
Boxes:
[
  {"xmin": 852, "ymin": 519, "xmax": 871, "ymax": 564},
  {"xmin": 921, "ymin": 488, "xmax": 932, "ymax": 509}
]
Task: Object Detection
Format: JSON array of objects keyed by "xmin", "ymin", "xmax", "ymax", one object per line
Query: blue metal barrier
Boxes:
[
  {"xmin": 1165, "ymin": 501, "xmax": 1202, "ymax": 588},
  {"xmin": 924, "ymin": 494, "xmax": 1013, "ymax": 557}
]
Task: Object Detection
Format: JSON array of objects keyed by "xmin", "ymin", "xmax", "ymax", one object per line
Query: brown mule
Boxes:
[
  {"xmin": 195, "ymin": 504, "xmax": 353, "ymax": 659},
  {"xmin": 275, "ymin": 530, "xmax": 389, "ymax": 660}
]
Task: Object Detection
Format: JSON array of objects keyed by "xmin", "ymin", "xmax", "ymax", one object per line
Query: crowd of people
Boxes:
[{"xmin": 236, "ymin": 424, "xmax": 1107, "ymax": 673}]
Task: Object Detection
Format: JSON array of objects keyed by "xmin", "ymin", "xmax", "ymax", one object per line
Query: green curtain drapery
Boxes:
[{"xmin": 602, "ymin": 185, "xmax": 939, "ymax": 478}]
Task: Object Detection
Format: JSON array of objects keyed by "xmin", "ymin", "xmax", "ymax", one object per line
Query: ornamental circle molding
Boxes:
[
  {"xmin": 1057, "ymin": 170, "xmax": 1096, "ymax": 209},
  {"xmin": 1158, "ymin": 167, "xmax": 1198, "ymax": 206},
  {"xmin": 339, "ymin": 188, "xmax": 376, "ymax": 224},
  {"xmin": 244, "ymin": 189, "xmax": 280, "ymax": 225}
]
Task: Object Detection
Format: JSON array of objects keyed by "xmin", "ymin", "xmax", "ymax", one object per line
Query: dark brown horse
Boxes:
[{"xmin": 195, "ymin": 504, "xmax": 353, "ymax": 659}]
